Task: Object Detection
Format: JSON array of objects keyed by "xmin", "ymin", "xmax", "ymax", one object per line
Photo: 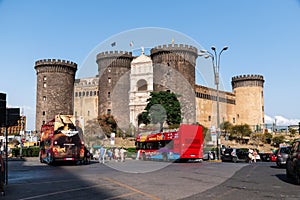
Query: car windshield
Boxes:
[{"xmin": 280, "ymin": 147, "xmax": 291, "ymax": 154}]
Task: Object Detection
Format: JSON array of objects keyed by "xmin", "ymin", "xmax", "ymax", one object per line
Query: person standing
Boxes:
[
  {"xmin": 253, "ymin": 149, "xmax": 258, "ymax": 163},
  {"xmin": 0, "ymin": 152, "xmax": 5, "ymax": 196},
  {"xmin": 99, "ymin": 146, "xmax": 106, "ymax": 164},
  {"xmin": 114, "ymin": 147, "xmax": 120, "ymax": 162}
]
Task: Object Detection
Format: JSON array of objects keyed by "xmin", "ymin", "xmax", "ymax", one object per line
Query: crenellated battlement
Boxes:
[
  {"xmin": 232, "ymin": 74, "xmax": 264, "ymax": 89},
  {"xmin": 150, "ymin": 44, "xmax": 198, "ymax": 56},
  {"xmin": 232, "ymin": 74, "xmax": 264, "ymax": 81},
  {"xmin": 96, "ymin": 51, "xmax": 132, "ymax": 61},
  {"xmin": 35, "ymin": 59, "xmax": 77, "ymax": 69}
]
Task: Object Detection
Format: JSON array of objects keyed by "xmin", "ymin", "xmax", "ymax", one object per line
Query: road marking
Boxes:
[
  {"xmin": 103, "ymin": 177, "xmax": 160, "ymax": 200},
  {"xmin": 104, "ymin": 192, "xmax": 137, "ymax": 200},
  {"xmin": 18, "ymin": 185, "xmax": 100, "ymax": 200}
]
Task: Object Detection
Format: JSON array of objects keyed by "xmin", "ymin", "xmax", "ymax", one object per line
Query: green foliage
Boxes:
[
  {"xmin": 264, "ymin": 132, "xmax": 273, "ymax": 144},
  {"xmin": 140, "ymin": 91, "xmax": 182, "ymax": 130},
  {"xmin": 98, "ymin": 114, "xmax": 122, "ymax": 137},
  {"xmin": 230, "ymin": 124, "xmax": 252, "ymax": 142},
  {"xmin": 289, "ymin": 128, "xmax": 296, "ymax": 136},
  {"xmin": 11, "ymin": 147, "xmax": 40, "ymax": 157},
  {"xmin": 272, "ymin": 135, "xmax": 285, "ymax": 147},
  {"xmin": 220, "ymin": 121, "xmax": 233, "ymax": 134}
]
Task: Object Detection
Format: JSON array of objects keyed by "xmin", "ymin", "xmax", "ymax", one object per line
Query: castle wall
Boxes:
[
  {"xmin": 35, "ymin": 59, "xmax": 77, "ymax": 131},
  {"xmin": 74, "ymin": 76, "xmax": 99, "ymax": 134},
  {"xmin": 195, "ymin": 85, "xmax": 236, "ymax": 128}
]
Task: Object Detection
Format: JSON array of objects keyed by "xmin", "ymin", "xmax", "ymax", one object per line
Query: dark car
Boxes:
[
  {"xmin": 276, "ymin": 146, "xmax": 291, "ymax": 167},
  {"xmin": 221, "ymin": 148, "xmax": 249, "ymax": 163},
  {"xmin": 286, "ymin": 140, "xmax": 300, "ymax": 184}
]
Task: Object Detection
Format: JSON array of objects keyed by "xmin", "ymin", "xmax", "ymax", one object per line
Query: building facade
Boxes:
[{"xmin": 35, "ymin": 44, "xmax": 265, "ymax": 133}]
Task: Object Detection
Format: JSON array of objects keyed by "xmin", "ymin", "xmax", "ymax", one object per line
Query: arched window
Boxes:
[{"xmin": 137, "ymin": 79, "xmax": 147, "ymax": 91}]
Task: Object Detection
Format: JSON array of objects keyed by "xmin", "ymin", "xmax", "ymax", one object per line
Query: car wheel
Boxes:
[
  {"xmin": 232, "ymin": 157, "xmax": 237, "ymax": 163},
  {"xmin": 286, "ymin": 166, "xmax": 292, "ymax": 178}
]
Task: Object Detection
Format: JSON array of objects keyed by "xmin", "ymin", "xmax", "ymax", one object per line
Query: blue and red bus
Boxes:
[
  {"xmin": 135, "ymin": 124, "xmax": 203, "ymax": 161},
  {"xmin": 39, "ymin": 115, "xmax": 85, "ymax": 164}
]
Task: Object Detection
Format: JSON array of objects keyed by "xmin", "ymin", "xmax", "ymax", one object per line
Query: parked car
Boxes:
[
  {"xmin": 259, "ymin": 153, "xmax": 271, "ymax": 162},
  {"xmin": 276, "ymin": 146, "xmax": 291, "ymax": 167},
  {"xmin": 221, "ymin": 148, "xmax": 249, "ymax": 163},
  {"xmin": 271, "ymin": 149, "xmax": 278, "ymax": 162},
  {"xmin": 286, "ymin": 140, "xmax": 300, "ymax": 184}
]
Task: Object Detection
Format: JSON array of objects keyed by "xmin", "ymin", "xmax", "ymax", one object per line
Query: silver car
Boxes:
[{"xmin": 276, "ymin": 146, "xmax": 291, "ymax": 167}]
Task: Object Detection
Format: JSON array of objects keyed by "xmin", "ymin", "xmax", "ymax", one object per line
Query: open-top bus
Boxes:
[
  {"xmin": 135, "ymin": 124, "xmax": 203, "ymax": 162},
  {"xmin": 39, "ymin": 115, "xmax": 84, "ymax": 164}
]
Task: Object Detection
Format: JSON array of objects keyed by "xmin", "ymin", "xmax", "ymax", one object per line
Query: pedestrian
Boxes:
[
  {"xmin": 120, "ymin": 147, "xmax": 126, "ymax": 162},
  {"xmin": 99, "ymin": 146, "xmax": 106, "ymax": 164},
  {"xmin": 248, "ymin": 148, "xmax": 253, "ymax": 163},
  {"xmin": 253, "ymin": 149, "xmax": 258, "ymax": 163},
  {"xmin": 107, "ymin": 149, "xmax": 112, "ymax": 161},
  {"xmin": 0, "ymin": 152, "xmax": 5, "ymax": 196},
  {"xmin": 114, "ymin": 147, "xmax": 120, "ymax": 162}
]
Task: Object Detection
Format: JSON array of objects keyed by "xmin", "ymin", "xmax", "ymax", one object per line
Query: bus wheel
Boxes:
[
  {"xmin": 162, "ymin": 153, "xmax": 168, "ymax": 162},
  {"xmin": 142, "ymin": 153, "xmax": 146, "ymax": 161}
]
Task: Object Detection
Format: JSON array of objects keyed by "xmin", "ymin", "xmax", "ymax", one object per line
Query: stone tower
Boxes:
[
  {"xmin": 231, "ymin": 74, "xmax": 265, "ymax": 130},
  {"xmin": 96, "ymin": 51, "xmax": 133, "ymax": 130},
  {"xmin": 35, "ymin": 59, "xmax": 77, "ymax": 131},
  {"xmin": 150, "ymin": 44, "xmax": 198, "ymax": 124}
]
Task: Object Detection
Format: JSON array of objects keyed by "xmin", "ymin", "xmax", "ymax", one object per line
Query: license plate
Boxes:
[{"xmin": 65, "ymin": 158, "xmax": 74, "ymax": 161}]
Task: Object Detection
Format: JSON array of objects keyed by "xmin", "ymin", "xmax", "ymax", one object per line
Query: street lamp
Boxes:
[{"xmin": 199, "ymin": 46, "xmax": 228, "ymax": 160}]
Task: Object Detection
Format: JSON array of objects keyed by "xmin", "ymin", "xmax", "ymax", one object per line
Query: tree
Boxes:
[
  {"xmin": 230, "ymin": 124, "xmax": 252, "ymax": 143},
  {"xmin": 272, "ymin": 135, "xmax": 285, "ymax": 147},
  {"xmin": 220, "ymin": 121, "xmax": 233, "ymax": 135},
  {"xmin": 98, "ymin": 114, "xmax": 122, "ymax": 138},
  {"xmin": 140, "ymin": 91, "xmax": 181, "ymax": 131}
]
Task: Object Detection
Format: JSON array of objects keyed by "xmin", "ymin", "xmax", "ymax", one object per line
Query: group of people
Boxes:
[
  {"xmin": 97, "ymin": 146, "xmax": 127, "ymax": 164},
  {"xmin": 248, "ymin": 148, "xmax": 258, "ymax": 163}
]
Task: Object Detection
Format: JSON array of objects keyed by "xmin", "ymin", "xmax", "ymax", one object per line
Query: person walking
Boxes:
[
  {"xmin": 120, "ymin": 147, "xmax": 126, "ymax": 162},
  {"xmin": 0, "ymin": 152, "xmax": 5, "ymax": 196},
  {"xmin": 253, "ymin": 149, "xmax": 258, "ymax": 163},
  {"xmin": 99, "ymin": 146, "xmax": 106, "ymax": 164}
]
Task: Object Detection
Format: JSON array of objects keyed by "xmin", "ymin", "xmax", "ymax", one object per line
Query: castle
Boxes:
[{"xmin": 35, "ymin": 44, "xmax": 265, "ymax": 134}]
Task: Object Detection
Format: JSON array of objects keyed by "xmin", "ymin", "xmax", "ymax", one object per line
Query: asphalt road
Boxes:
[{"xmin": 4, "ymin": 158, "xmax": 300, "ymax": 200}]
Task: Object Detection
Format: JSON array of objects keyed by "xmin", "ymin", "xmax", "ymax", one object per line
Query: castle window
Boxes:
[
  {"xmin": 237, "ymin": 114, "xmax": 239, "ymax": 118},
  {"xmin": 107, "ymin": 109, "xmax": 111, "ymax": 115},
  {"xmin": 79, "ymin": 92, "xmax": 81, "ymax": 97},
  {"xmin": 137, "ymin": 79, "xmax": 147, "ymax": 91},
  {"xmin": 42, "ymin": 120, "xmax": 45, "ymax": 125},
  {"xmin": 43, "ymin": 76, "xmax": 47, "ymax": 81},
  {"xmin": 108, "ymin": 68, "xmax": 111, "ymax": 72},
  {"xmin": 86, "ymin": 91, "xmax": 89, "ymax": 96},
  {"xmin": 262, "ymin": 106, "xmax": 264, "ymax": 112},
  {"xmin": 42, "ymin": 111, "xmax": 45, "ymax": 116},
  {"xmin": 97, "ymin": 91, "xmax": 99, "ymax": 96},
  {"xmin": 108, "ymin": 77, "xmax": 111, "ymax": 83},
  {"xmin": 233, "ymin": 117, "xmax": 236, "ymax": 123},
  {"xmin": 208, "ymin": 116, "xmax": 211, "ymax": 121},
  {"xmin": 43, "ymin": 96, "xmax": 46, "ymax": 101},
  {"xmin": 83, "ymin": 91, "xmax": 85, "ymax": 96},
  {"xmin": 87, "ymin": 111, "xmax": 90, "ymax": 116},
  {"xmin": 75, "ymin": 92, "xmax": 78, "ymax": 97},
  {"xmin": 90, "ymin": 91, "xmax": 93, "ymax": 96},
  {"xmin": 43, "ymin": 82, "xmax": 46, "ymax": 88},
  {"xmin": 108, "ymin": 92, "xmax": 111, "ymax": 98},
  {"xmin": 261, "ymin": 91, "xmax": 264, "ymax": 97},
  {"xmin": 94, "ymin": 91, "xmax": 96, "ymax": 96}
]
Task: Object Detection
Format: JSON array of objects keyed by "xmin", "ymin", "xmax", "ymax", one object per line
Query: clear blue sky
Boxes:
[{"xmin": 1, "ymin": 0, "xmax": 300, "ymax": 130}]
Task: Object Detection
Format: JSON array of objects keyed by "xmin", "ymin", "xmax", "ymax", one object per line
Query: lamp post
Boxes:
[{"xmin": 199, "ymin": 46, "xmax": 228, "ymax": 160}]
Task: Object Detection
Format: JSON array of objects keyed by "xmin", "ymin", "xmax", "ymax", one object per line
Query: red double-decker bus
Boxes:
[
  {"xmin": 135, "ymin": 124, "xmax": 203, "ymax": 162},
  {"xmin": 39, "ymin": 115, "xmax": 85, "ymax": 164}
]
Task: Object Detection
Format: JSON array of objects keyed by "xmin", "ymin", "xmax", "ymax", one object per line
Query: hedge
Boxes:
[{"xmin": 11, "ymin": 147, "xmax": 40, "ymax": 157}]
